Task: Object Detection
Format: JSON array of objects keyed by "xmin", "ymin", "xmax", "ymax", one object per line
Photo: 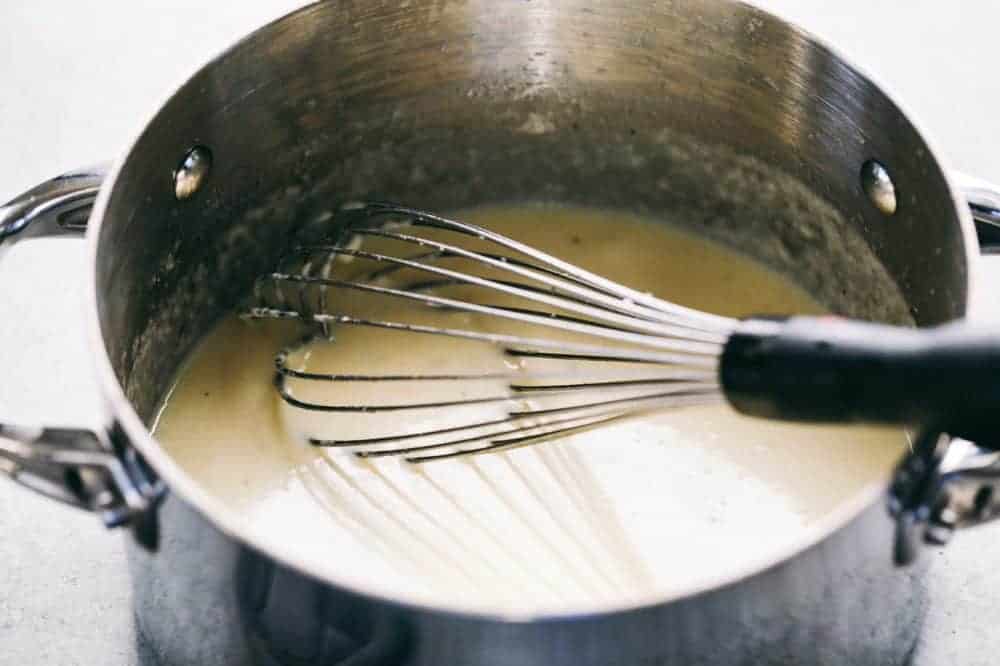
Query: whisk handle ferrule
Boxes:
[{"xmin": 720, "ymin": 316, "xmax": 1000, "ymax": 444}]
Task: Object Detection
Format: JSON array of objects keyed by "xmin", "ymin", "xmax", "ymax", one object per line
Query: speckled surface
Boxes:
[{"xmin": 0, "ymin": 2, "xmax": 998, "ymax": 664}]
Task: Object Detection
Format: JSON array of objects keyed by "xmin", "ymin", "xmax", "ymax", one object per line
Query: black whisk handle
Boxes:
[{"xmin": 720, "ymin": 316, "xmax": 1000, "ymax": 444}]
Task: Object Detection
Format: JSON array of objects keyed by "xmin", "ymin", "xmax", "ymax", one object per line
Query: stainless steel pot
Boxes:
[{"xmin": 3, "ymin": 1, "xmax": 1000, "ymax": 664}]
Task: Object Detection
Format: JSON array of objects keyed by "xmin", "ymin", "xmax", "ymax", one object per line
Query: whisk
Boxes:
[{"xmin": 244, "ymin": 202, "xmax": 1000, "ymax": 462}]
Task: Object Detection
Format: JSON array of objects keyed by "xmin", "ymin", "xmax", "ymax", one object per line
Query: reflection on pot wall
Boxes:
[
  {"xmin": 126, "ymin": 484, "xmax": 927, "ymax": 666},
  {"xmin": 238, "ymin": 553, "xmax": 412, "ymax": 665}
]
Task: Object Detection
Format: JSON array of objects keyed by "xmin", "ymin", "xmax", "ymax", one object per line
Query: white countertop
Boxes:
[{"xmin": 1, "ymin": 2, "xmax": 998, "ymax": 664}]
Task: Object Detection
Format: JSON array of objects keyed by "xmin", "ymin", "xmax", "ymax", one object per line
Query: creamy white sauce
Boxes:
[{"xmin": 153, "ymin": 205, "xmax": 902, "ymax": 615}]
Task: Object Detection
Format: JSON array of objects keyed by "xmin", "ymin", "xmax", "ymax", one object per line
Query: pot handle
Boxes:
[
  {"xmin": 953, "ymin": 170, "xmax": 1000, "ymax": 251},
  {"xmin": 0, "ymin": 164, "xmax": 105, "ymax": 242},
  {"xmin": 0, "ymin": 164, "xmax": 160, "ymax": 539},
  {"xmin": 887, "ymin": 171, "xmax": 1000, "ymax": 565}
]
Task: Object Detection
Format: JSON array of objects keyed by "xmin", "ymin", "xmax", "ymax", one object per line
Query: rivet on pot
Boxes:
[
  {"xmin": 174, "ymin": 146, "xmax": 213, "ymax": 200},
  {"xmin": 860, "ymin": 159, "xmax": 897, "ymax": 215}
]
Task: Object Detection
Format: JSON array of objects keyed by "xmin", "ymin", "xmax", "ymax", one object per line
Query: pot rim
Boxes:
[{"xmin": 82, "ymin": 0, "xmax": 980, "ymax": 623}]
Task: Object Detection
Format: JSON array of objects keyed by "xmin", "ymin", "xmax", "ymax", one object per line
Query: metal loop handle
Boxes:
[
  {"xmin": 891, "ymin": 432, "xmax": 1000, "ymax": 565},
  {"xmin": 0, "ymin": 164, "xmax": 106, "ymax": 243},
  {"xmin": 953, "ymin": 171, "xmax": 1000, "ymax": 252},
  {"xmin": 0, "ymin": 164, "xmax": 158, "ymax": 535},
  {"xmin": 955, "ymin": 171, "xmax": 1000, "ymax": 227},
  {"xmin": 0, "ymin": 425, "xmax": 148, "ymax": 526}
]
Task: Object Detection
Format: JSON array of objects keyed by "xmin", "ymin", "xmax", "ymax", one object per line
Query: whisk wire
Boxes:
[
  {"xmin": 361, "ymin": 202, "xmax": 734, "ymax": 331},
  {"xmin": 333, "ymin": 226, "xmax": 730, "ymax": 333},
  {"xmin": 244, "ymin": 203, "xmax": 735, "ymax": 461}
]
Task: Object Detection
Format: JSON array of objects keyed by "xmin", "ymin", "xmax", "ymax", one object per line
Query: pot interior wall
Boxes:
[{"xmin": 95, "ymin": 0, "xmax": 968, "ymax": 424}]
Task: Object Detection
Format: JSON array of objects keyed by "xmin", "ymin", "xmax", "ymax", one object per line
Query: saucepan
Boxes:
[{"xmin": 3, "ymin": 1, "xmax": 1000, "ymax": 663}]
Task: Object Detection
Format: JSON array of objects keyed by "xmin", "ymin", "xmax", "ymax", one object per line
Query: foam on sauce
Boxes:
[{"xmin": 153, "ymin": 205, "xmax": 902, "ymax": 615}]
